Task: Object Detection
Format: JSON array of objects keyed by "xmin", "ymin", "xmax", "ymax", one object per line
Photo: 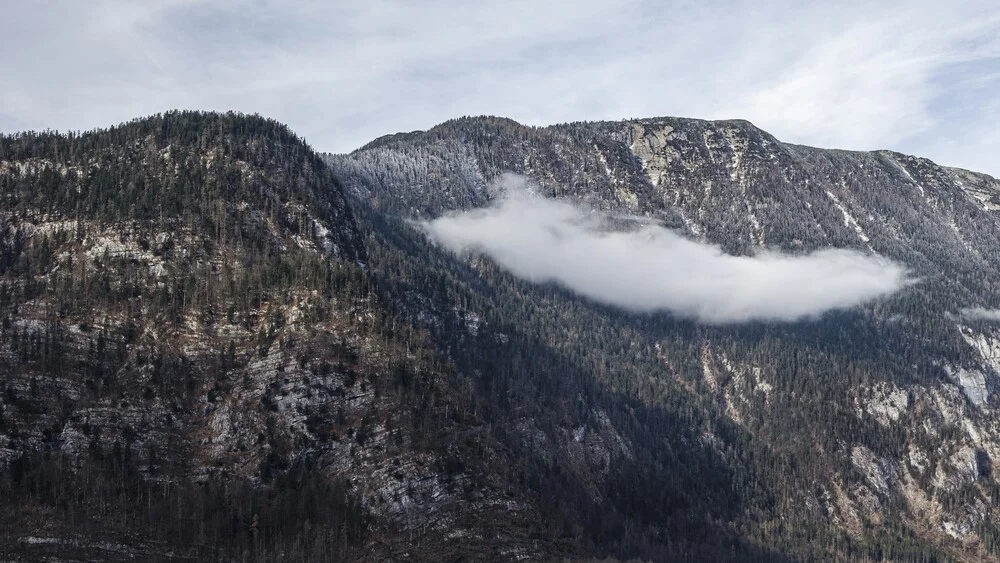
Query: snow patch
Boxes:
[
  {"xmin": 745, "ymin": 200, "xmax": 764, "ymax": 246},
  {"xmin": 825, "ymin": 189, "xmax": 871, "ymax": 245}
]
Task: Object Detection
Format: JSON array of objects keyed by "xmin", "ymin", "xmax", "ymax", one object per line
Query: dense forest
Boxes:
[
  {"xmin": 1, "ymin": 111, "xmax": 1000, "ymax": 560},
  {"xmin": 329, "ymin": 115, "xmax": 1000, "ymax": 561},
  {"xmin": 0, "ymin": 112, "xmax": 545, "ymax": 561}
]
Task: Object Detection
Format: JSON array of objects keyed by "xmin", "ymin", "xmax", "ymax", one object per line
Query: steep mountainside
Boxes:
[
  {"xmin": 329, "ymin": 116, "xmax": 1000, "ymax": 561},
  {"xmin": 5, "ymin": 109, "xmax": 1000, "ymax": 561},
  {"xmin": 0, "ymin": 112, "xmax": 560, "ymax": 561}
]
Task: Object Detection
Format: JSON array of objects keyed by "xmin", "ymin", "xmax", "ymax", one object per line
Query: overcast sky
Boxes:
[{"xmin": 3, "ymin": 1, "xmax": 999, "ymax": 175}]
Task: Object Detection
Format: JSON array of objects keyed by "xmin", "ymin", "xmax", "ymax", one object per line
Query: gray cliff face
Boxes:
[{"xmin": 330, "ymin": 115, "xmax": 1000, "ymax": 559}]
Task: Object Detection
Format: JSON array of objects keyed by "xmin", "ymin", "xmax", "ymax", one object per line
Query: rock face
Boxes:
[{"xmin": 6, "ymin": 110, "xmax": 1000, "ymax": 560}]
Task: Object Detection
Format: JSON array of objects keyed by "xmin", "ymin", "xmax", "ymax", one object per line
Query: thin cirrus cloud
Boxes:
[
  {"xmin": 422, "ymin": 175, "xmax": 911, "ymax": 324},
  {"xmin": 1, "ymin": 1, "xmax": 999, "ymax": 176}
]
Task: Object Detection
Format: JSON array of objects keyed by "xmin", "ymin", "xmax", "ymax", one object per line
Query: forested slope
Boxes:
[
  {"xmin": 0, "ymin": 112, "xmax": 559, "ymax": 561},
  {"xmin": 329, "ymin": 115, "xmax": 1000, "ymax": 561},
  {"xmin": 4, "ymin": 109, "xmax": 1000, "ymax": 560}
]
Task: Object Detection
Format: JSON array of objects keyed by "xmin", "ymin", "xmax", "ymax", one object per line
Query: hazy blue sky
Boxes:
[{"xmin": 3, "ymin": 0, "xmax": 998, "ymax": 175}]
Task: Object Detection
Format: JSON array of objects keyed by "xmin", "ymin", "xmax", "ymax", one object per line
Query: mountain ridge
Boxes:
[
  {"xmin": 330, "ymin": 111, "xmax": 1000, "ymax": 560},
  {"xmin": 3, "ymin": 109, "xmax": 1000, "ymax": 560},
  {"xmin": 0, "ymin": 110, "xmax": 567, "ymax": 561},
  {"xmin": 345, "ymin": 114, "xmax": 998, "ymax": 183}
]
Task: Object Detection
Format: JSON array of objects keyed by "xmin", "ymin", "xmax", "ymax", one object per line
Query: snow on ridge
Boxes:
[
  {"xmin": 882, "ymin": 153, "xmax": 928, "ymax": 201},
  {"xmin": 825, "ymin": 189, "xmax": 872, "ymax": 246}
]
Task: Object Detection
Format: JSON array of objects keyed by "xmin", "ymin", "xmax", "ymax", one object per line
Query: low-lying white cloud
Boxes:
[
  {"xmin": 422, "ymin": 175, "xmax": 910, "ymax": 323},
  {"xmin": 959, "ymin": 307, "xmax": 1000, "ymax": 322}
]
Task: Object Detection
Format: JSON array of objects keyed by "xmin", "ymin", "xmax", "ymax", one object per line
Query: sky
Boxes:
[
  {"xmin": 2, "ymin": 0, "xmax": 999, "ymax": 176},
  {"xmin": 424, "ymin": 175, "xmax": 909, "ymax": 323}
]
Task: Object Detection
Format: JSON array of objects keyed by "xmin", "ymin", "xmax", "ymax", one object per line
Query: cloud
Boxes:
[
  {"xmin": 1, "ymin": 1, "xmax": 999, "ymax": 175},
  {"xmin": 422, "ymin": 175, "xmax": 910, "ymax": 323},
  {"xmin": 958, "ymin": 308, "xmax": 1000, "ymax": 322}
]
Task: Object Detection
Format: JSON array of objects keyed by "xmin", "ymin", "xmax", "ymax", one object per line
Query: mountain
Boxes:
[
  {"xmin": 329, "ymin": 116, "xmax": 1000, "ymax": 560},
  {"xmin": 2, "ymin": 110, "xmax": 1000, "ymax": 561},
  {"xmin": 0, "ymin": 112, "xmax": 559, "ymax": 561}
]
